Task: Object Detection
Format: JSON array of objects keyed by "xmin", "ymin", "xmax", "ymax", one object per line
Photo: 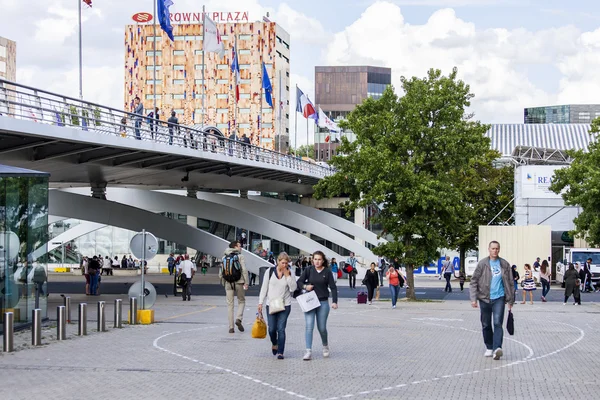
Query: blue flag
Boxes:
[
  {"xmin": 262, "ymin": 62, "xmax": 273, "ymax": 108},
  {"xmin": 157, "ymin": 0, "xmax": 175, "ymax": 41}
]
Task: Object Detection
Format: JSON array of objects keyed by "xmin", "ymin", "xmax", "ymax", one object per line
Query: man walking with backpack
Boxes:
[{"xmin": 220, "ymin": 241, "xmax": 248, "ymax": 333}]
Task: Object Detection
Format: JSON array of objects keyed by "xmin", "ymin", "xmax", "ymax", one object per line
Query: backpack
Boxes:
[{"xmin": 221, "ymin": 254, "xmax": 242, "ymax": 284}]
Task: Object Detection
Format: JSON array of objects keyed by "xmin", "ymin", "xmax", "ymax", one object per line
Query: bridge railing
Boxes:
[{"xmin": 0, "ymin": 78, "xmax": 334, "ymax": 178}]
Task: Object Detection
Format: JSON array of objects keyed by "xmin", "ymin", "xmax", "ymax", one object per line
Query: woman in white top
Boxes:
[{"xmin": 258, "ymin": 252, "xmax": 297, "ymax": 360}]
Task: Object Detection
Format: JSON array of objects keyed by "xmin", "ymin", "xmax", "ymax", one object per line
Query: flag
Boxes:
[
  {"xmin": 296, "ymin": 87, "xmax": 316, "ymax": 120},
  {"xmin": 157, "ymin": 0, "xmax": 174, "ymax": 41},
  {"xmin": 318, "ymin": 107, "xmax": 340, "ymax": 132},
  {"xmin": 231, "ymin": 46, "xmax": 240, "ymax": 102},
  {"xmin": 204, "ymin": 14, "xmax": 224, "ymax": 57},
  {"xmin": 82, "ymin": 0, "xmax": 92, "ymax": 6},
  {"xmin": 262, "ymin": 62, "xmax": 273, "ymax": 108}
]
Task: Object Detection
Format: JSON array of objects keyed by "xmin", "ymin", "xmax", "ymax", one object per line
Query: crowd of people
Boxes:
[{"xmin": 80, "ymin": 254, "xmax": 147, "ymax": 295}]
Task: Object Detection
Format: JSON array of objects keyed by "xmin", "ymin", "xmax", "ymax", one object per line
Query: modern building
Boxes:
[
  {"xmin": 314, "ymin": 66, "xmax": 391, "ymax": 161},
  {"xmin": 124, "ymin": 17, "xmax": 291, "ymax": 152},
  {"xmin": 0, "ymin": 36, "xmax": 16, "ymax": 82},
  {"xmin": 524, "ymin": 104, "xmax": 600, "ymax": 124}
]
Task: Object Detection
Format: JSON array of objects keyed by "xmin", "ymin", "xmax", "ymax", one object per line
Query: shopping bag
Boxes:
[
  {"xmin": 296, "ymin": 290, "xmax": 321, "ymax": 313},
  {"xmin": 507, "ymin": 310, "xmax": 514, "ymax": 336},
  {"xmin": 251, "ymin": 315, "xmax": 267, "ymax": 339}
]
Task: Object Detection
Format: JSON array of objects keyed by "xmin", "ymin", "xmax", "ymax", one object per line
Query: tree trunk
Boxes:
[
  {"xmin": 459, "ymin": 245, "xmax": 466, "ymax": 277},
  {"xmin": 406, "ymin": 264, "xmax": 416, "ymax": 300}
]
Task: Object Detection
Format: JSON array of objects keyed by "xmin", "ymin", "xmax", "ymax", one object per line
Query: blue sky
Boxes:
[{"xmin": 1, "ymin": 0, "xmax": 599, "ymax": 146}]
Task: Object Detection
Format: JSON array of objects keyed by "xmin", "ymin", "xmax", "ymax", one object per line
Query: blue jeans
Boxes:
[
  {"xmin": 479, "ymin": 296, "xmax": 506, "ymax": 350},
  {"xmin": 444, "ymin": 273, "xmax": 452, "ymax": 292},
  {"xmin": 267, "ymin": 305, "xmax": 291, "ymax": 355},
  {"xmin": 134, "ymin": 120, "xmax": 141, "ymax": 140},
  {"xmin": 389, "ymin": 284, "xmax": 400, "ymax": 306},
  {"xmin": 90, "ymin": 272, "xmax": 99, "ymax": 295},
  {"xmin": 514, "ymin": 281, "xmax": 518, "ymax": 293},
  {"xmin": 541, "ymin": 278, "xmax": 550, "ymax": 298},
  {"xmin": 304, "ymin": 301, "xmax": 330, "ymax": 349}
]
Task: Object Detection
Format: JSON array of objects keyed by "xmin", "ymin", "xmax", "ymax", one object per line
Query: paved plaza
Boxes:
[{"xmin": 1, "ymin": 293, "xmax": 599, "ymax": 400}]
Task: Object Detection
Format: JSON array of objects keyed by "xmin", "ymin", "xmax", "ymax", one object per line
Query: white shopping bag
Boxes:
[{"xmin": 296, "ymin": 290, "xmax": 321, "ymax": 313}]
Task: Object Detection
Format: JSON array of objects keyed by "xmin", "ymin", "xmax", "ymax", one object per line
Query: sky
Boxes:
[{"xmin": 1, "ymin": 0, "xmax": 600, "ymax": 147}]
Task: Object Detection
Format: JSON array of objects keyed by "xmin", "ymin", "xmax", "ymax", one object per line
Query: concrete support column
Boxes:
[
  {"xmin": 90, "ymin": 182, "xmax": 107, "ymax": 200},
  {"xmin": 186, "ymin": 215, "xmax": 198, "ymax": 255},
  {"xmin": 186, "ymin": 187, "xmax": 198, "ymax": 198},
  {"xmin": 240, "ymin": 190, "xmax": 248, "ymax": 199},
  {"xmin": 354, "ymin": 207, "xmax": 366, "ymax": 247}
]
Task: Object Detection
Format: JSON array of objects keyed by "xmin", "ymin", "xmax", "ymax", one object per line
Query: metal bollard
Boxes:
[
  {"xmin": 57, "ymin": 306, "xmax": 66, "ymax": 340},
  {"xmin": 129, "ymin": 296, "xmax": 138, "ymax": 325},
  {"xmin": 97, "ymin": 301, "xmax": 106, "ymax": 332},
  {"xmin": 78, "ymin": 303, "xmax": 87, "ymax": 336},
  {"xmin": 32, "ymin": 309, "xmax": 42, "ymax": 346},
  {"xmin": 114, "ymin": 299, "xmax": 122, "ymax": 328},
  {"xmin": 3, "ymin": 312, "xmax": 14, "ymax": 352},
  {"xmin": 64, "ymin": 296, "xmax": 71, "ymax": 323}
]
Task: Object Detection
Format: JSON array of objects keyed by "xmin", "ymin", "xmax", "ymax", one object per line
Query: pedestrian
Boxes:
[
  {"xmin": 297, "ymin": 250, "xmax": 338, "ymax": 361},
  {"xmin": 386, "ymin": 264, "xmax": 402, "ymax": 308},
  {"xmin": 520, "ymin": 263, "xmax": 536, "ymax": 305},
  {"xmin": 111, "ymin": 256, "xmax": 119, "ymax": 272},
  {"xmin": 241, "ymin": 134, "xmax": 251, "ymax": 158},
  {"xmin": 177, "ymin": 254, "xmax": 196, "ymax": 301},
  {"xmin": 441, "ymin": 255, "xmax": 453, "ymax": 293},
  {"xmin": 457, "ymin": 268, "xmax": 466, "ymax": 292},
  {"xmin": 469, "ymin": 240, "xmax": 515, "ymax": 360},
  {"xmin": 167, "ymin": 253, "xmax": 175, "ymax": 276},
  {"xmin": 362, "ymin": 262, "xmax": 379, "ymax": 305},
  {"xmin": 257, "ymin": 252, "xmax": 297, "ymax": 360},
  {"xmin": 539, "ymin": 259, "xmax": 551, "ymax": 302},
  {"xmin": 330, "ymin": 257, "xmax": 339, "ymax": 283},
  {"xmin": 377, "ymin": 256, "xmax": 386, "ymax": 286},
  {"xmin": 88, "ymin": 255, "xmax": 100, "ymax": 295},
  {"xmin": 98, "ymin": 254, "xmax": 104, "ymax": 275},
  {"xmin": 583, "ymin": 258, "xmax": 596, "ymax": 292},
  {"xmin": 346, "ymin": 252, "xmax": 359, "ymax": 289},
  {"xmin": 219, "ymin": 240, "xmax": 248, "ymax": 334},
  {"xmin": 121, "ymin": 255, "xmax": 127, "ymax": 269},
  {"xmin": 167, "ymin": 111, "xmax": 179, "ymax": 146},
  {"xmin": 533, "ymin": 257, "xmax": 541, "ymax": 272},
  {"xmin": 228, "ymin": 131, "xmax": 237, "ymax": 156},
  {"xmin": 132, "ymin": 96, "xmax": 143, "ymax": 140},
  {"xmin": 563, "ymin": 263, "xmax": 581, "ymax": 305},
  {"xmin": 147, "ymin": 107, "xmax": 160, "ymax": 140},
  {"xmin": 511, "ymin": 265, "xmax": 520, "ymax": 297},
  {"xmin": 82, "ymin": 256, "xmax": 90, "ymax": 295}
]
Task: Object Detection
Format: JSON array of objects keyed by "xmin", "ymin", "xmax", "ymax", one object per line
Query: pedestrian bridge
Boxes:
[{"xmin": 0, "ymin": 79, "xmax": 332, "ymax": 195}]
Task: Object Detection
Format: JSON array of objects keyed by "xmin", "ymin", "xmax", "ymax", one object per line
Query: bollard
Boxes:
[
  {"xmin": 32, "ymin": 309, "xmax": 42, "ymax": 346},
  {"xmin": 78, "ymin": 303, "xmax": 87, "ymax": 336},
  {"xmin": 97, "ymin": 301, "xmax": 106, "ymax": 332},
  {"xmin": 3, "ymin": 312, "xmax": 14, "ymax": 352},
  {"xmin": 64, "ymin": 296, "xmax": 71, "ymax": 323},
  {"xmin": 57, "ymin": 306, "xmax": 66, "ymax": 341},
  {"xmin": 129, "ymin": 297, "xmax": 138, "ymax": 325},
  {"xmin": 114, "ymin": 299, "xmax": 122, "ymax": 328}
]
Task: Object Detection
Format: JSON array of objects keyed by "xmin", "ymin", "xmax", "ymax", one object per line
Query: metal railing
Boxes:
[{"xmin": 0, "ymin": 78, "xmax": 334, "ymax": 178}]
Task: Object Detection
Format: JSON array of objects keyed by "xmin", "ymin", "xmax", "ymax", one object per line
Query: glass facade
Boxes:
[
  {"xmin": 524, "ymin": 104, "xmax": 600, "ymax": 124},
  {"xmin": 0, "ymin": 166, "xmax": 49, "ymax": 332}
]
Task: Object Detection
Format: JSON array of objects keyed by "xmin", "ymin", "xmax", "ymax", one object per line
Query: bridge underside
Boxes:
[{"xmin": 0, "ymin": 122, "xmax": 319, "ymax": 194}]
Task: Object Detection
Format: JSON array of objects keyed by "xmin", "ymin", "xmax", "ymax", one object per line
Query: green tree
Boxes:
[
  {"xmin": 448, "ymin": 156, "xmax": 514, "ymax": 274},
  {"xmin": 549, "ymin": 117, "xmax": 600, "ymax": 246},
  {"xmin": 293, "ymin": 144, "xmax": 316, "ymax": 159},
  {"xmin": 314, "ymin": 68, "xmax": 492, "ymax": 299}
]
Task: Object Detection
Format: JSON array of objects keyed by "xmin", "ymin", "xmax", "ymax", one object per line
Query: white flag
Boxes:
[
  {"xmin": 203, "ymin": 15, "xmax": 224, "ymax": 58},
  {"xmin": 318, "ymin": 107, "xmax": 340, "ymax": 132}
]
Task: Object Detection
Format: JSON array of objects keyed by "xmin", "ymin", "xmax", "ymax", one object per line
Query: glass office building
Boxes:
[
  {"xmin": 524, "ymin": 104, "xmax": 600, "ymax": 124},
  {"xmin": 0, "ymin": 165, "xmax": 49, "ymax": 332}
]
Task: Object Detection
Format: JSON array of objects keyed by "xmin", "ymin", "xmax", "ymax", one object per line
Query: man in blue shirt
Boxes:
[{"xmin": 469, "ymin": 241, "xmax": 515, "ymax": 360}]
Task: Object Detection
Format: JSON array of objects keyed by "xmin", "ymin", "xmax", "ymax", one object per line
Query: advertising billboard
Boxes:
[{"xmin": 519, "ymin": 165, "xmax": 566, "ymax": 199}]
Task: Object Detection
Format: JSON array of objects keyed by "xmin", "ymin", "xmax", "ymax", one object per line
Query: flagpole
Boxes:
[
  {"xmin": 201, "ymin": 5, "xmax": 206, "ymax": 126},
  {"xmin": 78, "ymin": 0, "xmax": 83, "ymax": 99},
  {"xmin": 306, "ymin": 117, "xmax": 309, "ymax": 158},
  {"xmin": 153, "ymin": 0, "xmax": 157, "ymax": 117},
  {"xmin": 278, "ymin": 69, "xmax": 282, "ymax": 153},
  {"xmin": 234, "ymin": 33, "xmax": 238, "ymax": 134},
  {"xmin": 294, "ymin": 84, "xmax": 298, "ymax": 157}
]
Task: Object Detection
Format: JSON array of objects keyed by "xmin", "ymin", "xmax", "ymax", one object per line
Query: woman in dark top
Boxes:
[
  {"xmin": 297, "ymin": 250, "xmax": 338, "ymax": 361},
  {"xmin": 564, "ymin": 263, "xmax": 581, "ymax": 305},
  {"xmin": 363, "ymin": 262, "xmax": 380, "ymax": 305}
]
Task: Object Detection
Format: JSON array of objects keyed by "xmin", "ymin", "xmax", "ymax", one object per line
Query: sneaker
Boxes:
[
  {"xmin": 493, "ymin": 348, "xmax": 503, "ymax": 360},
  {"xmin": 563, "ymin": 303, "xmax": 567, "ymax": 305},
  {"xmin": 272, "ymin": 345, "xmax": 278, "ymax": 356},
  {"xmin": 573, "ymin": 302, "xmax": 576, "ymax": 305},
  {"xmin": 484, "ymin": 349, "xmax": 493, "ymax": 357},
  {"xmin": 277, "ymin": 354, "xmax": 284, "ymax": 360},
  {"xmin": 228, "ymin": 328, "xmax": 234, "ymax": 334},
  {"xmin": 235, "ymin": 319, "xmax": 245, "ymax": 332},
  {"xmin": 392, "ymin": 305, "xmax": 396, "ymax": 309},
  {"xmin": 323, "ymin": 346, "xmax": 330, "ymax": 358},
  {"xmin": 368, "ymin": 301, "xmax": 372, "ymax": 305},
  {"xmin": 303, "ymin": 350, "xmax": 312, "ymax": 361}
]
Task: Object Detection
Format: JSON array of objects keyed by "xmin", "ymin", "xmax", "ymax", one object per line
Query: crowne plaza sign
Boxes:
[{"xmin": 133, "ymin": 11, "xmax": 250, "ymax": 24}]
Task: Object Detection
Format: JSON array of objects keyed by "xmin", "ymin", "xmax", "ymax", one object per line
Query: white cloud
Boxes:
[
  {"xmin": 324, "ymin": 1, "xmax": 599, "ymax": 123},
  {"xmin": 272, "ymin": 4, "xmax": 330, "ymax": 45}
]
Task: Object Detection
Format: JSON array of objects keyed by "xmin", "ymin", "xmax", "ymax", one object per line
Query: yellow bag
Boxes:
[{"xmin": 251, "ymin": 315, "xmax": 267, "ymax": 339}]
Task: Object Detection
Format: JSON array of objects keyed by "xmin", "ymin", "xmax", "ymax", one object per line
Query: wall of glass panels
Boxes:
[{"xmin": 0, "ymin": 173, "xmax": 49, "ymax": 331}]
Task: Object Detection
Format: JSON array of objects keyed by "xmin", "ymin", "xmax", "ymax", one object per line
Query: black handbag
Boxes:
[{"xmin": 506, "ymin": 310, "xmax": 514, "ymax": 335}]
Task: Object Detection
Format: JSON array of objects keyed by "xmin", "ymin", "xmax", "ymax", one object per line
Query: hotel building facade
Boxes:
[{"xmin": 124, "ymin": 17, "xmax": 291, "ymax": 151}]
